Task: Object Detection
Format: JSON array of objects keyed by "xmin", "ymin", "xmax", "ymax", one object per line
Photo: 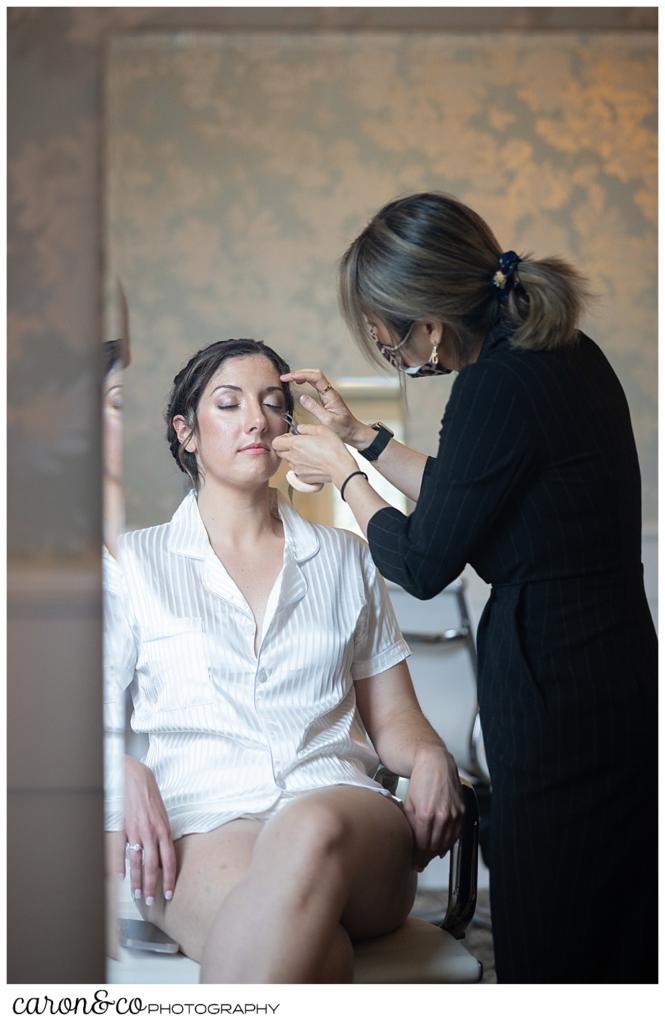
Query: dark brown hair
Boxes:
[
  {"xmin": 103, "ymin": 338, "xmax": 127, "ymax": 379},
  {"xmin": 165, "ymin": 339, "xmax": 294, "ymax": 490},
  {"xmin": 339, "ymin": 191, "xmax": 593, "ymax": 369}
]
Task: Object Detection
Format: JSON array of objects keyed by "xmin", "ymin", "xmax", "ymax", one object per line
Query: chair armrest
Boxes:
[
  {"xmin": 440, "ymin": 781, "xmax": 479, "ymax": 939},
  {"xmin": 401, "ymin": 627, "xmax": 470, "ymax": 644}
]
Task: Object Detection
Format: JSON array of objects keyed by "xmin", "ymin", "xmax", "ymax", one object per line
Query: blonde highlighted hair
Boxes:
[{"xmin": 339, "ymin": 192, "xmax": 593, "ymax": 369}]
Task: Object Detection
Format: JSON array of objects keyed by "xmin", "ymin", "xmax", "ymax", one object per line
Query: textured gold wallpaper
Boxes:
[
  {"xmin": 105, "ymin": 31, "xmax": 657, "ymax": 530},
  {"xmin": 8, "ymin": 11, "xmax": 657, "ymax": 560}
]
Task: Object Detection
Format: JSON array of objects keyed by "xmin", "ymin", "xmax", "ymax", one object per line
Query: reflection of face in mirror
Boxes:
[
  {"xmin": 103, "ymin": 340, "xmax": 125, "ymax": 556},
  {"xmin": 104, "ymin": 367, "xmax": 123, "ymax": 478}
]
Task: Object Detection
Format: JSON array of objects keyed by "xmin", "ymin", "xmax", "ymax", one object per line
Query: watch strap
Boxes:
[{"xmin": 358, "ymin": 423, "xmax": 394, "ymax": 462}]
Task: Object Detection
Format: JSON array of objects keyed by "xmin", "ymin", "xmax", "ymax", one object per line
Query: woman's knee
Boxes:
[{"xmin": 253, "ymin": 799, "xmax": 352, "ymax": 874}]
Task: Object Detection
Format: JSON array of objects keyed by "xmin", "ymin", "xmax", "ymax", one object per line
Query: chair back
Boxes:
[{"xmin": 387, "ymin": 579, "xmax": 483, "ymax": 778}]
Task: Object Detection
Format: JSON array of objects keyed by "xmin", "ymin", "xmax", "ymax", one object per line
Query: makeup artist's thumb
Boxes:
[{"xmin": 291, "ymin": 422, "xmax": 320, "ymax": 436}]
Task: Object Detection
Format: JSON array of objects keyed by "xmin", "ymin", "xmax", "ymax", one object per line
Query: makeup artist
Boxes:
[{"xmin": 273, "ymin": 192, "xmax": 658, "ymax": 984}]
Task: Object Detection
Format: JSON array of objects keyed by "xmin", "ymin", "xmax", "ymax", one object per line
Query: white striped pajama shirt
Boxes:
[{"xmin": 104, "ymin": 489, "xmax": 410, "ymax": 838}]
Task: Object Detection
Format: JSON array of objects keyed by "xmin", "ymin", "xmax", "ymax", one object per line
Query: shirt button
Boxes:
[{"xmin": 257, "ymin": 669, "xmax": 268, "ymax": 683}]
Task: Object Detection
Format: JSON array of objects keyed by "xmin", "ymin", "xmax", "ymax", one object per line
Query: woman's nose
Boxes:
[{"xmin": 244, "ymin": 405, "xmax": 268, "ymax": 432}]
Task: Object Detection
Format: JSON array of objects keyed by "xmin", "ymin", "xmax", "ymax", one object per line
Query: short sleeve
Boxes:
[{"xmin": 351, "ymin": 540, "xmax": 411, "ymax": 681}]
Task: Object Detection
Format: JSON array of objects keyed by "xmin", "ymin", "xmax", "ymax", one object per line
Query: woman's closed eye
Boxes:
[{"xmin": 216, "ymin": 404, "xmax": 286, "ymax": 416}]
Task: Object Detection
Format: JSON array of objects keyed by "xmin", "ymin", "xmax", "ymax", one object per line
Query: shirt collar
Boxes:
[
  {"xmin": 166, "ymin": 488, "xmax": 320, "ymax": 564},
  {"xmin": 476, "ymin": 314, "xmax": 514, "ymax": 361}
]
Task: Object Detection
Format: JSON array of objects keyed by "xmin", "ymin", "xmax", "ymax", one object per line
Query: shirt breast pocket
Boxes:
[{"xmin": 139, "ymin": 617, "xmax": 215, "ymax": 712}]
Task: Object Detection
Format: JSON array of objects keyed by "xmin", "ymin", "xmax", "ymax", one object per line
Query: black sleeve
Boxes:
[{"xmin": 366, "ymin": 360, "xmax": 540, "ymax": 599}]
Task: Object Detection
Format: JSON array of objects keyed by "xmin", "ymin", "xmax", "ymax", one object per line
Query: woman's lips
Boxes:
[{"xmin": 239, "ymin": 444, "xmax": 269, "ymax": 454}]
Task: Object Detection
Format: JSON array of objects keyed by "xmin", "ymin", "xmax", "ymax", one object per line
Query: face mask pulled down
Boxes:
[
  {"xmin": 404, "ymin": 359, "xmax": 452, "ymax": 379},
  {"xmin": 372, "ymin": 321, "xmax": 452, "ymax": 379}
]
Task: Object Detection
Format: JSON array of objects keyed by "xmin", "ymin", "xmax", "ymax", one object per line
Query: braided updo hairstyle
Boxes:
[{"xmin": 165, "ymin": 339, "xmax": 294, "ymax": 491}]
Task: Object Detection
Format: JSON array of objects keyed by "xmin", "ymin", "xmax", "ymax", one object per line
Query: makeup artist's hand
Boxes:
[
  {"xmin": 279, "ymin": 369, "xmax": 376, "ymax": 450},
  {"xmin": 123, "ymin": 755, "xmax": 176, "ymax": 905},
  {"xmin": 273, "ymin": 423, "xmax": 358, "ymax": 488}
]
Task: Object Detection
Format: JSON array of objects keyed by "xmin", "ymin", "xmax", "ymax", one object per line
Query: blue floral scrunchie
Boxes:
[{"xmin": 492, "ymin": 250, "xmax": 520, "ymax": 302}]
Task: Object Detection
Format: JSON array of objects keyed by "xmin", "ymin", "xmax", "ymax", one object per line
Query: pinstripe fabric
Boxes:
[
  {"xmin": 104, "ymin": 490, "xmax": 410, "ymax": 839},
  {"xmin": 367, "ymin": 318, "xmax": 658, "ymax": 982},
  {"xmin": 103, "ymin": 547, "xmax": 133, "ymax": 821}
]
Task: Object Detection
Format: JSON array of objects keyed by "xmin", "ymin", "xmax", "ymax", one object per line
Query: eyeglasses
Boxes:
[{"xmin": 368, "ymin": 321, "xmax": 416, "ymax": 370}]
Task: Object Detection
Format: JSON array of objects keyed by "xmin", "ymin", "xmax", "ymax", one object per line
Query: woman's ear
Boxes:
[
  {"xmin": 423, "ymin": 320, "xmax": 446, "ymax": 348},
  {"xmin": 172, "ymin": 414, "xmax": 197, "ymax": 453}
]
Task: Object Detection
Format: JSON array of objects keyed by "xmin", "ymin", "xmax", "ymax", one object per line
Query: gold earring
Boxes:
[{"xmin": 430, "ymin": 343, "xmax": 439, "ymax": 366}]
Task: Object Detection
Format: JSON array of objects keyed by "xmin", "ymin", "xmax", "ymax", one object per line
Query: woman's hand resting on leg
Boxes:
[
  {"xmin": 123, "ymin": 755, "xmax": 177, "ymax": 904},
  {"xmin": 403, "ymin": 743, "xmax": 465, "ymax": 872},
  {"xmin": 354, "ymin": 660, "xmax": 466, "ymax": 874}
]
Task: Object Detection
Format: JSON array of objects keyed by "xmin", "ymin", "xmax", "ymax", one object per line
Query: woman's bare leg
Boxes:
[
  {"xmin": 199, "ymin": 786, "xmax": 416, "ymax": 983},
  {"xmin": 139, "ymin": 816, "xmax": 355, "ymax": 982},
  {"xmin": 140, "ymin": 818, "xmax": 262, "ymax": 961}
]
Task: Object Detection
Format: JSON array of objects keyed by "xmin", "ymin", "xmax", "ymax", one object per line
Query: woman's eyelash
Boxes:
[{"xmin": 216, "ymin": 403, "xmax": 284, "ymax": 411}]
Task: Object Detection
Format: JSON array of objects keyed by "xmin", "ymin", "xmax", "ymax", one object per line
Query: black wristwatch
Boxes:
[{"xmin": 358, "ymin": 422, "xmax": 395, "ymax": 462}]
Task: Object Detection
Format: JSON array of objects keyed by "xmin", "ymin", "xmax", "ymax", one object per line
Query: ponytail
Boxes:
[
  {"xmin": 504, "ymin": 254, "xmax": 594, "ymax": 350},
  {"xmin": 340, "ymin": 192, "xmax": 594, "ymax": 363}
]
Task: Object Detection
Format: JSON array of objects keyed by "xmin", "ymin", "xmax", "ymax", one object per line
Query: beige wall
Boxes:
[
  {"xmin": 8, "ymin": 6, "xmax": 658, "ymax": 561},
  {"xmin": 104, "ymin": 29, "xmax": 657, "ymax": 532}
]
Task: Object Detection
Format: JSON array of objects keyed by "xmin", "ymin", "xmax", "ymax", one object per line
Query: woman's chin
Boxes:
[
  {"xmin": 201, "ymin": 456, "xmax": 279, "ymax": 491},
  {"xmin": 232, "ymin": 466, "xmax": 278, "ymax": 489}
]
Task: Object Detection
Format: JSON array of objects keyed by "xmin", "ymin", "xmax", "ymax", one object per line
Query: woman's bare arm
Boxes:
[
  {"xmin": 350, "ymin": 422, "xmax": 429, "ymax": 503},
  {"xmin": 354, "ymin": 659, "xmax": 464, "ymax": 867},
  {"xmin": 353, "ymin": 660, "xmax": 446, "ymax": 774}
]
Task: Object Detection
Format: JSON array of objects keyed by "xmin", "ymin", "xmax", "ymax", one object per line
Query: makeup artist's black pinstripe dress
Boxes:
[{"xmin": 367, "ymin": 319, "xmax": 657, "ymax": 983}]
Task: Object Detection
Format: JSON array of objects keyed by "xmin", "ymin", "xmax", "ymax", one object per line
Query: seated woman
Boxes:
[{"xmin": 106, "ymin": 338, "xmax": 464, "ymax": 983}]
